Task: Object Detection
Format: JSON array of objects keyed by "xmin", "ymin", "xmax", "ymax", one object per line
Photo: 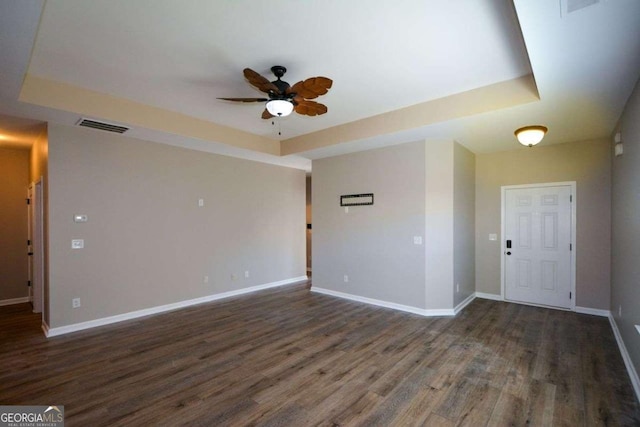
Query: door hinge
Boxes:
[
  {"xmin": 26, "ymin": 198, "xmax": 31, "ymax": 205},
  {"xmin": 27, "ymin": 239, "xmax": 31, "ymax": 246},
  {"xmin": 570, "ymin": 195, "xmax": 573, "ymax": 202},
  {"xmin": 570, "ymin": 291, "xmax": 572, "ymax": 300},
  {"xmin": 27, "ymin": 280, "xmax": 31, "ymax": 287},
  {"xmin": 570, "ymin": 243, "xmax": 572, "ymax": 251}
]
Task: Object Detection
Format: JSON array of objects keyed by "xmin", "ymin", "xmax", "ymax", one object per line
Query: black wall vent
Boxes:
[{"xmin": 76, "ymin": 118, "xmax": 129, "ymax": 134}]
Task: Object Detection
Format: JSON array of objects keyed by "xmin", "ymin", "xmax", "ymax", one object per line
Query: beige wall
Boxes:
[
  {"xmin": 0, "ymin": 148, "xmax": 30, "ymax": 301},
  {"xmin": 46, "ymin": 124, "xmax": 305, "ymax": 328},
  {"xmin": 475, "ymin": 139, "xmax": 611, "ymax": 309},
  {"xmin": 611, "ymin": 77, "xmax": 640, "ymax": 377}
]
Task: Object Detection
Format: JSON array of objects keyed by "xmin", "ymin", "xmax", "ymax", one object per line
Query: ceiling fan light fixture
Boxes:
[
  {"xmin": 266, "ymin": 99, "xmax": 294, "ymax": 117},
  {"xmin": 515, "ymin": 125, "xmax": 548, "ymax": 147}
]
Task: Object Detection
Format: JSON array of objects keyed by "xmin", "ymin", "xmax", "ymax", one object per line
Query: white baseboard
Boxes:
[
  {"xmin": 575, "ymin": 306, "xmax": 610, "ymax": 317},
  {"xmin": 45, "ymin": 276, "xmax": 308, "ymax": 338},
  {"xmin": 454, "ymin": 293, "xmax": 476, "ymax": 315},
  {"xmin": 310, "ymin": 287, "xmax": 456, "ymax": 317},
  {"xmin": 609, "ymin": 314, "xmax": 640, "ymax": 403},
  {"xmin": 0, "ymin": 296, "xmax": 30, "ymax": 307},
  {"xmin": 475, "ymin": 292, "xmax": 503, "ymax": 301}
]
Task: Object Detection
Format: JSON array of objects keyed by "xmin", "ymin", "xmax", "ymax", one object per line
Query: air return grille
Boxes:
[
  {"xmin": 76, "ymin": 118, "xmax": 129, "ymax": 134},
  {"xmin": 564, "ymin": 0, "xmax": 600, "ymax": 14}
]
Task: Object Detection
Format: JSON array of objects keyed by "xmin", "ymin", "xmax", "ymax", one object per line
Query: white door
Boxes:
[{"xmin": 504, "ymin": 184, "xmax": 573, "ymax": 309}]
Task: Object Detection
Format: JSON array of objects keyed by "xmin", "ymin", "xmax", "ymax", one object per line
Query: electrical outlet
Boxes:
[
  {"xmin": 71, "ymin": 239, "xmax": 84, "ymax": 249},
  {"xmin": 203, "ymin": 276, "xmax": 209, "ymax": 284},
  {"xmin": 413, "ymin": 236, "xmax": 423, "ymax": 245},
  {"xmin": 343, "ymin": 275, "xmax": 349, "ymax": 283},
  {"xmin": 244, "ymin": 271, "xmax": 250, "ymax": 278},
  {"xmin": 72, "ymin": 298, "xmax": 81, "ymax": 308}
]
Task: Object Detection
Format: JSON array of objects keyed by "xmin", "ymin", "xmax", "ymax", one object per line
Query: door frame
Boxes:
[
  {"xmin": 500, "ymin": 181, "xmax": 577, "ymax": 311},
  {"xmin": 28, "ymin": 179, "xmax": 44, "ymax": 315}
]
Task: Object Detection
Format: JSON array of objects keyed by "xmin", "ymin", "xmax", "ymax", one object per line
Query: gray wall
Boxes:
[
  {"xmin": 306, "ymin": 176, "xmax": 312, "ymax": 271},
  {"xmin": 475, "ymin": 138, "xmax": 612, "ymax": 309},
  {"xmin": 611, "ymin": 77, "xmax": 640, "ymax": 377},
  {"xmin": 46, "ymin": 124, "xmax": 305, "ymax": 328},
  {"xmin": 424, "ymin": 141, "xmax": 454, "ymax": 309},
  {"xmin": 453, "ymin": 142, "xmax": 476, "ymax": 307},
  {"xmin": 0, "ymin": 148, "xmax": 29, "ymax": 301},
  {"xmin": 313, "ymin": 139, "xmax": 474, "ymax": 312},
  {"xmin": 313, "ymin": 141, "xmax": 427, "ymax": 309}
]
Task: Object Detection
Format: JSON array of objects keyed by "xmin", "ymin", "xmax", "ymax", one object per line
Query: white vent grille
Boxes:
[
  {"xmin": 565, "ymin": 0, "xmax": 600, "ymax": 14},
  {"xmin": 76, "ymin": 118, "xmax": 129, "ymax": 134}
]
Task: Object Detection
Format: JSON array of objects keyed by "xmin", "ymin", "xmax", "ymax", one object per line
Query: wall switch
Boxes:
[
  {"xmin": 244, "ymin": 271, "xmax": 250, "ymax": 278},
  {"xmin": 72, "ymin": 298, "xmax": 81, "ymax": 308},
  {"xmin": 198, "ymin": 198, "xmax": 205, "ymax": 207},
  {"xmin": 203, "ymin": 275, "xmax": 209, "ymax": 284},
  {"xmin": 343, "ymin": 275, "xmax": 349, "ymax": 283},
  {"xmin": 73, "ymin": 214, "xmax": 88, "ymax": 223},
  {"xmin": 489, "ymin": 233, "xmax": 497, "ymax": 241},
  {"xmin": 413, "ymin": 236, "xmax": 423, "ymax": 245},
  {"xmin": 71, "ymin": 239, "xmax": 84, "ymax": 249}
]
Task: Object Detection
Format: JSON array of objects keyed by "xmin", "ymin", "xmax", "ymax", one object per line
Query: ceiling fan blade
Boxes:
[
  {"xmin": 218, "ymin": 97, "xmax": 268, "ymax": 102},
  {"xmin": 289, "ymin": 77, "xmax": 333, "ymax": 99},
  {"xmin": 294, "ymin": 100, "xmax": 328, "ymax": 116},
  {"xmin": 243, "ymin": 68, "xmax": 280, "ymax": 94},
  {"xmin": 261, "ymin": 108, "xmax": 274, "ymax": 119}
]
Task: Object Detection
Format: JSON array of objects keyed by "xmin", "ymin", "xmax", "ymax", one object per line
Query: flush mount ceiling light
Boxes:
[
  {"xmin": 266, "ymin": 99, "xmax": 294, "ymax": 117},
  {"xmin": 515, "ymin": 125, "xmax": 548, "ymax": 147}
]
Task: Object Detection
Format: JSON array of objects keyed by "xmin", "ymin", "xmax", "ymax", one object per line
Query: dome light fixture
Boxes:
[
  {"xmin": 515, "ymin": 125, "xmax": 548, "ymax": 147},
  {"xmin": 266, "ymin": 99, "xmax": 294, "ymax": 117}
]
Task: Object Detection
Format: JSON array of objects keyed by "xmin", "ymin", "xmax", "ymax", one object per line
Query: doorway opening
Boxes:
[{"xmin": 28, "ymin": 180, "xmax": 44, "ymax": 318}]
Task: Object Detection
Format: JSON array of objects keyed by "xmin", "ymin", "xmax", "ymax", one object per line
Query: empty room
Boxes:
[{"xmin": 1, "ymin": 0, "xmax": 640, "ymax": 425}]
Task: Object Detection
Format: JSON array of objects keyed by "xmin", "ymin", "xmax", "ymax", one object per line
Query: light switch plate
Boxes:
[
  {"xmin": 71, "ymin": 239, "xmax": 84, "ymax": 249},
  {"xmin": 198, "ymin": 198, "xmax": 205, "ymax": 207}
]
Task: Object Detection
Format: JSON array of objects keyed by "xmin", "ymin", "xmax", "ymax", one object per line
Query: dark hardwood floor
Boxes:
[{"xmin": 1, "ymin": 282, "xmax": 639, "ymax": 426}]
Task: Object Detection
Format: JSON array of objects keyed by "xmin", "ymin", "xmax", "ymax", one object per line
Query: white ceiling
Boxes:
[{"xmin": 1, "ymin": 0, "xmax": 639, "ymax": 170}]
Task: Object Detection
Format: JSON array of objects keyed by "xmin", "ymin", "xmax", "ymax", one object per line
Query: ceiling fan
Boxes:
[{"xmin": 218, "ymin": 66, "xmax": 332, "ymax": 119}]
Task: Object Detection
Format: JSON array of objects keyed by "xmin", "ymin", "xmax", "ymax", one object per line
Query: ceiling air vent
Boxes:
[
  {"xmin": 564, "ymin": 0, "xmax": 600, "ymax": 15},
  {"xmin": 76, "ymin": 118, "xmax": 129, "ymax": 134}
]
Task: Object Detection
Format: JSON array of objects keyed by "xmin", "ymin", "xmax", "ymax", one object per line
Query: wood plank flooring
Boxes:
[{"xmin": 1, "ymin": 282, "xmax": 639, "ymax": 426}]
